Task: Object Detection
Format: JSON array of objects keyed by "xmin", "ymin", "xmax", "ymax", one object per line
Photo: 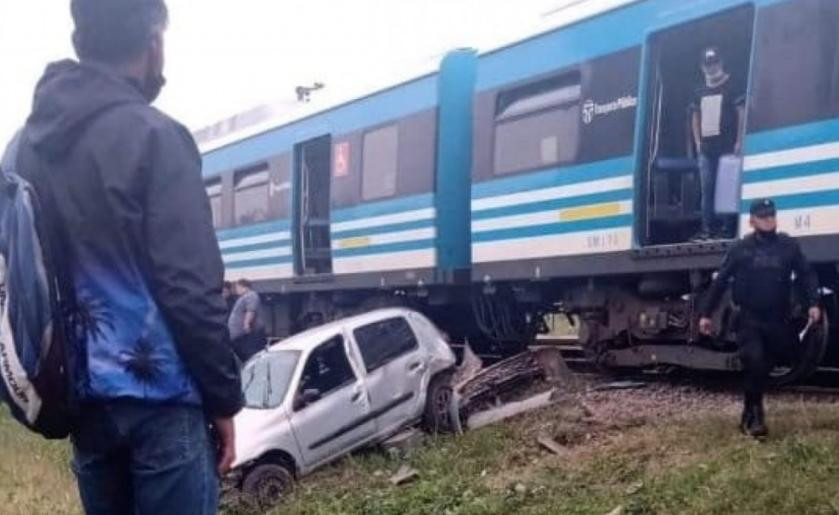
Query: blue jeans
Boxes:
[
  {"xmin": 698, "ymin": 153, "xmax": 720, "ymax": 233},
  {"xmin": 71, "ymin": 402, "xmax": 219, "ymax": 515}
]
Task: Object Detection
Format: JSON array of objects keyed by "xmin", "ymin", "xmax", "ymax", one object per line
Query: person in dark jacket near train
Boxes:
[
  {"xmin": 699, "ymin": 198, "xmax": 820, "ymax": 439},
  {"xmin": 6, "ymin": 1, "xmax": 243, "ymax": 513}
]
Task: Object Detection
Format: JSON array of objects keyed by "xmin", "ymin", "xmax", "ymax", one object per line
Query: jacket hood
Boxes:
[{"xmin": 26, "ymin": 60, "xmax": 146, "ymax": 159}]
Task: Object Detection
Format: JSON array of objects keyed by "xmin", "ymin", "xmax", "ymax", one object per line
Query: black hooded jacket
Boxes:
[
  {"xmin": 699, "ymin": 231, "xmax": 820, "ymax": 320},
  {"xmin": 13, "ymin": 60, "xmax": 242, "ymax": 418}
]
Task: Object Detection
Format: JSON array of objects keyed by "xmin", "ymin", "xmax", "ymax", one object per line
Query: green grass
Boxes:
[
  {"xmin": 4, "ymin": 401, "xmax": 839, "ymax": 514},
  {"xmin": 276, "ymin": 401, "xmax": 839, "ymax": 515},
  {"xmin": 0, "ymin": 407, "xmax": 79, "ymax": 515}
]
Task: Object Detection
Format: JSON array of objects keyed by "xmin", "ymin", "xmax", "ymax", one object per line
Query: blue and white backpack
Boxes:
[{"xmin": 0, "ymin": 132, "xmax": 76, "ymax": 439}]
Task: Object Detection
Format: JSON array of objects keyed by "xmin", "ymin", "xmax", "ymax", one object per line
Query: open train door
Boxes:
[
  {"xmin": 637, "ymin": 5, "xmax": 755, "ymax": 246},
  {"xmin": 293, "ymin": 135, "xmax": 333, "ymax": 275}
]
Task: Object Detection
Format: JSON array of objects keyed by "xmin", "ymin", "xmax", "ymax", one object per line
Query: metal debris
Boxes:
[
  {"xmin": 456, "ymin": 347, "xmax": 575, "ymax": 416},
  {"xmin": 467, "ymin": 389, "xmax": 556, "ymax": 430},
  {"xmin": 592, "ymin": 380, "xmax": 648, "ymax": 392},
  {"xmin": 382, "ymin": 428, "xmax": 424, "ymax": 457},
  {"xmin": 625, "ymin": 480, "xmax": 644, "ymax": 495},
  {"xmin": 452, "ymin": 341, "xmax": 483, "ymax": 387},
  {"xmin": 536, "ymin": 434, "xmax": 567, "ymax": 456},
  {"xmin": 389, "ymin": 464, "xmax": 419, "ymax": 486}
]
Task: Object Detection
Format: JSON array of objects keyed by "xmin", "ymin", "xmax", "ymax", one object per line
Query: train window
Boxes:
[
  {"xmin": 362, "ymin": 124, "xmax": 398, "ymax": 201},
  {"xmin": 749, "ymin": 0, "xmax": 839, "ymax": 131},
  {"xmin": 234, "ymin": 165, "xmax": 270, "ymax": 226},
  {"xmin": 205, "ymin": 179, "xmax": 223, "ymax": 229},
  {"xmin": 493, "ymin": 73, "xmax": 581, "ymax": 175}
]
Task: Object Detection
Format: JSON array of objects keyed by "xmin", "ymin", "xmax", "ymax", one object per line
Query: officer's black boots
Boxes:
[
  {"xmin": 739, "ymin": 401, "xmax": 753, "ymax": 435},
  {"xmin": 750, "ymin": 400, "xmax": 768, "ymax": 439},
  {"xmin": 740, "ymin": 394, "xmax": 768, "ymax": 439}
]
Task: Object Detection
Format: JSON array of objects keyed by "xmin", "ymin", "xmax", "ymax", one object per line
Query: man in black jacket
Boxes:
[
  {"xmin": 8, "ymin": 1, "xmax": 242, "ymax": 513},
  {"xmin": 699, "ymin": 198, "xmax": 820, "ymax": 439}
]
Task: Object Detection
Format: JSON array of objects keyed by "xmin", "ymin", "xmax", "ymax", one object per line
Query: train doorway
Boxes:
[
  {"xmin": 294, "ymin": 135, "xmax": 333, "ymax": 275},
  {"xmin": 639, "ymin": 5, "xmax": 754, "ymax": 246}
]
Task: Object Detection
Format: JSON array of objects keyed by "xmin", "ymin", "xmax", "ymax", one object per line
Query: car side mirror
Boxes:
[
  {"xmin": 294, "ymin": 388, "xmax": 321, "ymax": 410},
  {"xmin": 303, "ymin": 388, "xmax": 321, "ymax": 404}
]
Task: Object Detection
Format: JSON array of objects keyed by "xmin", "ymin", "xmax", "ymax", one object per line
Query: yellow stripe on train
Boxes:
[
  {"xmin": 338, "ymin": 236, "xmax": 372, "ymax": 249},
  {"xmin": 559, "ymin": 202, "xmax": 623, "ymax": 222}
]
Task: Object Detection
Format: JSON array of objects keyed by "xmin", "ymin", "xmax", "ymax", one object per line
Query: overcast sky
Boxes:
[{"xmin": 0, "ymin": 0, "xmax": 610, "ymax": 146}]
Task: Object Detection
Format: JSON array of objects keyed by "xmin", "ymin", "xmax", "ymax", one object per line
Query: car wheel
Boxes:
[
  {"xmin": 241, "ymin": 463, "xmax": 294, "ymax": 511},
  {"xmin": 422, "ymin": 372, "xmax": 454, "ymax": 434}
]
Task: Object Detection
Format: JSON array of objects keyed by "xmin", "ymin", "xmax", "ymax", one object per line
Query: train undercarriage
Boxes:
[{"xmin": 262, "ymin": 264, "xmax": 838, "ymax": 386}]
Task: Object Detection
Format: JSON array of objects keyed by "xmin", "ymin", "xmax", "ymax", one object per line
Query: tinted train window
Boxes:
[
  {"xmin": 205, "ymin": 180, "xmax": 223, "ymax": 229},
  {"xmin": 234, "ymin": 165, "xmax": 269, "ymax": 226},
  {"xmin": 749, "ymin": 0, "xmax": 839, "ymax": 131},
  {"xmin": 354, "ymin": 317, "xmax": 418, "ymax": 373},
  {"xmin": 362, "ymin": 125, "xmax": 399, "ymax": 201},
  {"xmin": 493, "ymin": 73, "xmax": 581, "ymax": 175}
]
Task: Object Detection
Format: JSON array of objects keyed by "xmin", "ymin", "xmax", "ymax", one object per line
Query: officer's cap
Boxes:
[{"xmin": 749, "ymin": 198, "xmax": 776, "ymax": 218}]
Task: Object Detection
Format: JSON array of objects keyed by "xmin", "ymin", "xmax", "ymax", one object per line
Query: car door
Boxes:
[
  {"xmin": 351, "ymin": 316, "xmax": 426, "ymax": 436},
  {"xmin": 289, "ymin": 333, "xmax": 375, "ymax": 469}
]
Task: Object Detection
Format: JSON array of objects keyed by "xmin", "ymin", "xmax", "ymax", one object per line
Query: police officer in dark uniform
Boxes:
[{"xmin": 698, "ymin": 198, "xmax": 821, "ymax": 438}]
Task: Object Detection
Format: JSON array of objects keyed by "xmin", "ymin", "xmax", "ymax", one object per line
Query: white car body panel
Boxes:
[{"xmin": 233, "ymin": 308, "xmax": 456, "ymax": 477}]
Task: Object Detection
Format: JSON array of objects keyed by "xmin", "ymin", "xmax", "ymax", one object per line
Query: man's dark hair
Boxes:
[
  {"xmin": 236, "ymin": 278, "xmax": 252, "ymax": 289},
  {"xmin": 71, "ymin": 0, "xmax": 168, "ymax": 64}
]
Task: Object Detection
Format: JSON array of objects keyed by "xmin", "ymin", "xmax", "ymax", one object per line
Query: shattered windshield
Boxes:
[{"xmin": 242, "ymin": 350, "xmax": 300, "ymax": 409}]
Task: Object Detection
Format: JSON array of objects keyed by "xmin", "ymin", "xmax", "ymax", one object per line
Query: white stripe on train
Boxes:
[
  {"xmin": 739, "ymin": 204, "xmax": 839, "ymax": 239},
  {"xmin": 222, "ymin": 246, "xmax": 292, "ymax": 264},
  {"xmin": 225, "ymin": 263, "xmax": 294, "ymax": 282},
  {"xmin": 741, "ymin": 170, "xmax": 839, "ymax": 200},
  {"xmin": 744, "ymin": 141, "xmax": 839, "ymax": 172},
  {"xmin": 331, "ymin": 227, "xmax": 436, "ymax": 251},
  {"xmin": 330, "ymin": 207, "xmax": 435, "ymax": 233},
  {"xmin": 218, "ymin": 230, "xmax": 291, "ymax": 250},
  {"xmin": 470, "ymin": 174, "xmax": 632, "ymax": 212},
  {"xmin": 472, "ymin": 226, "xmax": 632, "ymax": 264},
  {"xmin": 471, "ymin": 200, "xmax": 633, "ymax": 233},
  {"xmin": 332, "ymin": 248, "xmax": 436, "ymax": 275}
]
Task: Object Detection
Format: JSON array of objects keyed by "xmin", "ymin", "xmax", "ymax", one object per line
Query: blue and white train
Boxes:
[{"xmin": 199, "ymin": 0, "xmax": 839, "ymax": 382}]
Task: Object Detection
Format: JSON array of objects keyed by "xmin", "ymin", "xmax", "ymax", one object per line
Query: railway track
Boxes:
[{"xmin": 542, "ymin": 340, "xmax": 839, "ymax": 396}]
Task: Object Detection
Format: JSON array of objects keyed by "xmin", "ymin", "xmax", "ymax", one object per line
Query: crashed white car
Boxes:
[{"xmin": 228, "ymin": 308, "xmax": 457, "ymax": 508}]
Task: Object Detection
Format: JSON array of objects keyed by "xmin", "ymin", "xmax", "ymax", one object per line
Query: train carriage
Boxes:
[{"xmin": 199, "ymin": 0, "xmax": 839, "ymax": 381}]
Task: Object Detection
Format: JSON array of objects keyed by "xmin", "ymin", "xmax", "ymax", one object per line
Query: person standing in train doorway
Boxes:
[
  {"xmin": 698, "ymin": 198, "xmax": 821, "ymax": 439},
  {"xmin": 690, "ymin": 47, "xmax": 747, "ymax": 240},
  {"xmin": 7, "ymin": 0, "xmax": 243, "ymax": 513}
]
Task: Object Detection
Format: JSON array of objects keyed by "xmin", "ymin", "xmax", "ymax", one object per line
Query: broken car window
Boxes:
[
  {"xmin": 297, "ymin": 335, "xmax": 356, "ymax": 404},
  {"xmin": 353, "ymin": 317, "xmax": 419, "ymax": 373},
  {"xmin": 242, "ymin": 350, "xmax": 300, "ymax": 409}
]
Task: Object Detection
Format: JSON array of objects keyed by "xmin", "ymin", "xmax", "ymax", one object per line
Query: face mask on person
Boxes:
[
  {"xmin": 142, "ymin": 69, "xmax": 166, "ymax": 103},
  {"xmin": 703, "ymin": 63, "xmax": 727, "ymax": 87},
  {"xmin": 752, "ymin": 215, "xmax": 778, "ymax": 238},
  {"xmin": 141, "ymin": 31, "xmax": 166, "ymax": 103}
]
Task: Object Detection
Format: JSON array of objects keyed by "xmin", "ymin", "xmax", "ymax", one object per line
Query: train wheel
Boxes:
[
  {"xmin": 769, "ymin": 314, "xmax": 829, "ymax": 386},
  {"xmin": 579, "ymin": 318, "xmax": 614, "ymax": 372}
]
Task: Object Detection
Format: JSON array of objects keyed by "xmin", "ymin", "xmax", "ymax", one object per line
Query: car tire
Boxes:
[
  {"xmin": 422, "ymin": 372, "xmax": 454, "ymax": 434},
  {"xmin": 241, "ymin": 463, "xmax": 294, "ymax": 511}
]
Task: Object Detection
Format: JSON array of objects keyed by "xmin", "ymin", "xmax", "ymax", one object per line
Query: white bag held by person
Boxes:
[{"xmin": 714, "ymin": 154, "xmax": 743, "ymax": 214}]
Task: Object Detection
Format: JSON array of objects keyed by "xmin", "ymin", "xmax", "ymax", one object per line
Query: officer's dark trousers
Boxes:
[{"xmin": 737, "ymin": 314, "xmax": 796, "ymax": 401}]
